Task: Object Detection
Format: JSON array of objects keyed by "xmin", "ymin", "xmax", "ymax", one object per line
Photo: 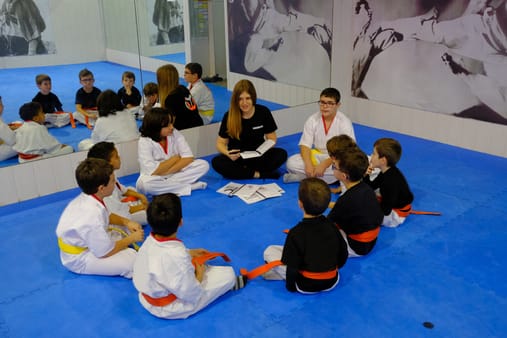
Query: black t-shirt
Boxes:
[
  {"xmin": 75, "ymin": 87, "xmax": 101, "ymax": 109},
  {"xmin": 281, "ymin": 215, "xmax": 348, "ymax": 292},
  {"xmin": 118, "ymin": 86, "xmax": 141, "ymax": 107},
  {"xmin": 364, "ymin": 166, "xmax": 414, "ymax": 215},
  {"xmin": 218, "ymin": 104, "xmax": 277, "ymax": 151},
  {"xmin": 164, "ymin": 85, "xmax": 203, "ymax": 130},
  {"xmin": 32, "ymin": 92, "xmax": 63, "ymax": 114}
]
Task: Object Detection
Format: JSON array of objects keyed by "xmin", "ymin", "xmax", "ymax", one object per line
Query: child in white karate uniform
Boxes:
[
  {"xmin": 87, "ymin": 141, "xmax": 148, "ymax": 225},
  {"xmin": 133, "ymin": 193, "xmax": 246, "ymax": 319},
  {"xmin": 56, "ymin": 158, "xmax": 144, "ymax": 278},
  {"xmin": 136, "ymin": 107, "xmax": 209, "ymax": 196},
  {"xmin": 0, "ymin": 96, "xmax": 17, "ymax": 161},
  {"xmin": 78, "ymin": 90, "xmax": 139, "ymax": 151},
  {"xmin": 13, "ymin": 102, "xmax": 73, "ymax": 163}
]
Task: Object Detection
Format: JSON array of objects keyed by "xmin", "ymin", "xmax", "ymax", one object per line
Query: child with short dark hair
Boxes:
[
  {"xmin": 56, "ymin": 158, "xmax": 144, "ymax": 278},
  {"xmin": 327, "ymin": 148, "xmax": 384, "ymax": 257},
  {"xmin": 133, "ymin": 193, "xmax": 246, "ymax": 319},
  {"xmin": 364, "ymin": 138, "xmax": 414, "ymax": 227},
  {"xmin": 77, "ymin": 90, "xmax": 139, "ymax": 151},
  {"xmin": 136, "ymin": 107, "xmax": 209, "ymax": 196},
  {"xmin": 184, "ymin": 62, "xmax": 215, "ymax": 124},
  {"xmin": 284, "ymin": 87, "xmax": 355, "ymax": 184},
  {"xmin": 74, "ymin": 68, "xmax": 102, "ymax": 127},
  {"xmin": 32, "ymin": 74, "xmax": 70, "ymax": 127},
  {"xmin": 87, "ymin": 141, "xmax": 148, "ymax": 224},
  {"xmin": 13, "ymin": 102, "xmax": 73, "ymax": 162},
  {"xmin": 263, "ymin": 178, "xmax": 348, "ymax": 293},
  {"xmin": 140, "ymin": 82, "xmax": 160, "ymax": 119},
  {"xmin": 326, "ymin": 134, "xmax": 358, "ymax": 196},
  {"xmin": 117, "ymin": 71, "xmax": 142, "ymax": 109}
]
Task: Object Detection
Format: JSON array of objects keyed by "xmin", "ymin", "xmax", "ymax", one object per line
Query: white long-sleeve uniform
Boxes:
[
  {"xmin": 133, "ymin": 235, "xmax": 235, "ymax": 319},
  {"xmin": 286, "ymin": 110, "xmax": 355, "ymax": 183},
  {"xmin": 55, "ymin": 193, "xmax": 137, "ymax": 278},
  {"xmin": 136, "ymin": 130, "xmax": 209, "ymax": 196}
]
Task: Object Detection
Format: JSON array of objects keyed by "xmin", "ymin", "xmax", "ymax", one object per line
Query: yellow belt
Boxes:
[
  {"xmin": 200, "ymin": 109, "xmax": 214, "ymax": 117},
  {"xmin": 310, "ymin": 149, "xmax": 322, "ymax": 166},
  {"xmin": 58, "ymin": 237, "xmax": 87, "ymax": 254}
]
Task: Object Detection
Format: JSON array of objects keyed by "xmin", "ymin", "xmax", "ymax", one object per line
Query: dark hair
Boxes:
[
  {"xmin": 298, "ymin": 178, "xmax": 331, "ymax": 216},
  {"xmin": 87, "ymin": 141, "xmax": 116, "ymax": 162},
  {"xmin": 122, "ymin": 71, "xmax": 135, "ymax": 81},
  {"xmin": 143, "ymin": 82, "xmax": 158, "ymax": 96},
  {"xmin": 79, "ymin": 68, "xmax": 93, "ymax": 79},
  {"xmin": 338, "ymin": 149, "xmax": 369, "ymax": 182},
  {"xmin": 35, "ymin": 74, "xmax": 51, "ymax": 85},
  {"xmin": 147, "ymin": 193, "xmax": 182, "ymax": 236},
  {"xmin": 97, "ymin": 90, "xmax": 124, "ymax": 117},
  {"xmin": 319, "ymin": 87, "xmax": 341, "ymax": 103},
  {"xmin": 374, "ymin": 138, "xmax": 402, "ymax": 166},
  {"xmin": 75, "ymin": 158, "xmax": 114, "ymax": 195},
  {"xmin": 327, "ymin": 135, "xmax": 357, "ymax": 160},
  {"xmin": 185, "ymin": 62, "xmax": 203, "ymax": 78},
  {"xmin": 19, "ymin": 102, "xmax": 42, "ymax": 121},
  {"xmin": 139, "ymin": 107, "xmax": 173, "ymax": 141}
]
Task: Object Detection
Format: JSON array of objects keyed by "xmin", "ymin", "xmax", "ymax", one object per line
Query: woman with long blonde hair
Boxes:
[
  {"xmin": 212, "ymin": 79, "xmax": 287, "ymax": 179},
  {"xmin": 156, "ymin": 64, "xmax": 203, "ymax": 130}
]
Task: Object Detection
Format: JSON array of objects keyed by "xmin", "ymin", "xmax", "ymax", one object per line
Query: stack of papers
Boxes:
[{"xmin": 217, "ymin": 182, "xmax": 285, "ymax": 204}]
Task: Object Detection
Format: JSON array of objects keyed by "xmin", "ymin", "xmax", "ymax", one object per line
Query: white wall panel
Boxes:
[
  {"xmin": 13, "ymin": 162, "xmax": 37, "ymax": 202},
  {"xmin": 0, "ymin": 166, "xmax": 19, "ymax": 206}
]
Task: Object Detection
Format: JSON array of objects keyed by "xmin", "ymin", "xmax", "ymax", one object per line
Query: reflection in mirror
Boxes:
[{"xmin": 136, "ymin": 0, "xmax": 186, "ymax": 63}]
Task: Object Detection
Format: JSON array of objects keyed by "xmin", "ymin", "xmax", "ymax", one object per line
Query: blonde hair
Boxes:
[
  {"xmin": 156, "ymin": 64, "xmax": 180, "ymax": 108},
  {"xmin": 227, "ymin": 79, "xmax": 257, "ymax": 139}
]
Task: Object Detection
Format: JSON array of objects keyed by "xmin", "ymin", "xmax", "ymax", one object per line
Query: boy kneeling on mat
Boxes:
[
  {"xmin": 133, "ymin": 193, "xmax": 246, "ymax": 319},
  {"xmin": 262, "ymin": 178, "xmax": 348, "ymax": 293}
]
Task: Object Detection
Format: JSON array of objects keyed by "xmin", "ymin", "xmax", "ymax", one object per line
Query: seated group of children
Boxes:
[
  {"xmin": 0, "ymin": 62, "xmax": 215, "ymax": 163},
  {"xmin": 0, "ymin": 69, "xmax": 153, "ymax": 163},
  {"xmin": 55, "ymin": 123, "xmax": 414, "ymax": 319}
]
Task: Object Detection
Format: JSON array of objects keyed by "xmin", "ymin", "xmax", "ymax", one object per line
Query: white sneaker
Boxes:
[
  {"xmin": 191, "ymin": 181, "xmax": 207, "ymax": 191},
  {"xmin": 283, "ymin": 173, "xmax": 306, "ymax": 183}
]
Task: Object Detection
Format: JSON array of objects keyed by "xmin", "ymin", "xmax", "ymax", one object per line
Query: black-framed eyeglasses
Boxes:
[{"xmin": 318, "ymin": 100, "xmax": 337, "ymax": 107}]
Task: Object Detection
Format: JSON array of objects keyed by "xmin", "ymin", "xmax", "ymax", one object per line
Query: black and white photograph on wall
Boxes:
[
  {"xmin": 0, "ymin": 0, "xmax": 55, "ymax": 56},
  {"xmin": 149, "ymin": 0, "xmax": 184, "ymax": 45},
  {"xmin": 227, "ymin": 0, "xmax": 333, "ymax": 90},
  {"xmin": 351, "ymin": 0, "xmax": 507, "ymax": 125}
]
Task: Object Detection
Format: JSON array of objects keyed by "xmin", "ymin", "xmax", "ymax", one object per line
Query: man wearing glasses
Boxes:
[{"xmin": 284, "ymin": 87, "xmax": 355, "ymax": 184}]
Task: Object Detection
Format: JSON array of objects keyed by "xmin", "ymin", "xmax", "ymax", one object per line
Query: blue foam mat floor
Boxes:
[{"xmin": 1, "ymin": 125, "xmax": 507, "ymax": 337}]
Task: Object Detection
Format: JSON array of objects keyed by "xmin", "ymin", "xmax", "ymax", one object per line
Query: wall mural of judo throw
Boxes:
[
  {"xmin": 351, "ymin": 0, "xmax": 507, "ymax": 125},
  {"xmin": 0, "ymin": 0, "xmax": 56, "ymax": 56},
  {"xmin": 227, "ymin": 0, "xmax": 333, "ymax": 90}
]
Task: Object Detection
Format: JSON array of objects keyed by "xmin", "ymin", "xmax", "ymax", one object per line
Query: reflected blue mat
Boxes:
[{"xmin": 1, "ymin": 125, "xmax": 507, "ymax": 337}]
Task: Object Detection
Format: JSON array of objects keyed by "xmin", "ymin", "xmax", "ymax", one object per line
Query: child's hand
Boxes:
[
  {"xmin": 125, "ymin": 219, "xmax": 142, "ymax": 232},
  {"xmin": 138, "ymin": 194, "xmax": 149, "ymax": 207},
  {"xmin": 366, "ymin": 165, "xmax": 373, "ymax": 176},
  {"xmin": 129, "ymin": 227, "xmax": 144, "ymax": 243},
  {"xmin": 129, "ymin": 204, "xmax": 147, "ymax": 214},
  {"xmin": 194, "ymin": 262, "xmax": 205, "ymax": 282}
]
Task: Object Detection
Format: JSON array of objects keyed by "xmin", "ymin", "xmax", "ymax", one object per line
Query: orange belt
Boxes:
[
  {"xmin": 240, "ymin": 260, "xmax": 337, "ymax": 280},
  {"xmin": 299, "ymin": 269, "xmax": 337, "ymax": 280},
  {"xmin": 142, "ymin": 292, "xmax": 177, "ymax": 307},
  {"xmin": 192, "ymin": 252, "xmax": 231, "ymax": 266},
  {"xmin": 142, "ymin": 251, "xmax": 231, "ymax": 307},
  {"xmin": 18, "ymin": 153, "xmax": 41, "ymax": 160},
  {"xmin": 241, "ymin": 260, "xmax": 284, "ymax": 280},
  {"xmin": 393, "ymin": 204, "xmax": 412, "ymax": 218},
  {"xmin": 347, "ymin": 227, "xmax": 380, "ymax": 242}
]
